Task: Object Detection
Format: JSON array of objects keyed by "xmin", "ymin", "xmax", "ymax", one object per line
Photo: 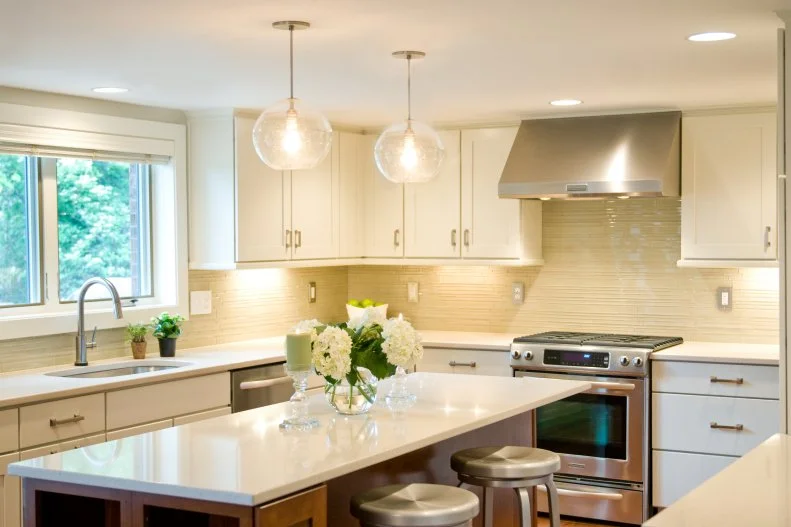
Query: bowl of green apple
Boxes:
[{"xmin": 346, "ymin": 298, "xmax": 388, "ymax": 320}]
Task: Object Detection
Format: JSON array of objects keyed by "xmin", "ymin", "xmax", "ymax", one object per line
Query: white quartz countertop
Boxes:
[
  {"xmin": 8, "ymin": 373, "xmax": 590, "ymax": 506},
  {"xmin": 418, "ymin": 330, "xmax": 518, "ymax": 351},
  {"xmin": 650, "ymin": 341, "xmax": 779, "ymax": 366},
  {"xmin": 644, "ymin": 433, "xmax": 791, "ymax": 527}
]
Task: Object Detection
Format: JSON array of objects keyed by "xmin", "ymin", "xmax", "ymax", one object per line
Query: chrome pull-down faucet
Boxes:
[{"xmin": 75, "ymin": 277, "xmax": 123, "ymax": 366}]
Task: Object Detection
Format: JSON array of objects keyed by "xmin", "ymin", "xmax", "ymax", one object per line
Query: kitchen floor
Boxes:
[{"xmin": 537, "ymin": 517, "xmax": 610, "ymax": 526}]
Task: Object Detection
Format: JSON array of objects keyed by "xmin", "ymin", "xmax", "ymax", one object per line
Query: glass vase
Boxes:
[
  {"xmin": 326, "ymin": 367, "xmax": 378, "ymax": 415},
  {"xmin": 385, "ymin": 366, "xmax": 416, "ymax": 410}
]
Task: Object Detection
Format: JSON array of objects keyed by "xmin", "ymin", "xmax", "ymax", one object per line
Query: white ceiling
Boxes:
[{"xmin": 0, "ymin": 0, "xmax": 787, "ymax": 127}]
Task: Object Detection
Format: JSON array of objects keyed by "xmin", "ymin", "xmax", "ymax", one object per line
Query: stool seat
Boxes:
[
  {"xmin": 351, "ymin": 483, "xmax": 479, "ymax": 527},
  {"xmin": 451, "ymin": 446, "xmax": 561, "ymax": 480}
]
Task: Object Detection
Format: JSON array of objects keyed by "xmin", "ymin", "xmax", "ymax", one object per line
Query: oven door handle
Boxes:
[
  {"xmin": 239, "ymin": 376, "xmax": 293, "ymax": 391},
  {"xmin": 537, "ymin": 484, "xmax": 624, "ymax": 501},
  {"xmin": 588, "ymin": 381, "xmax": 636, "ymax": 392}
]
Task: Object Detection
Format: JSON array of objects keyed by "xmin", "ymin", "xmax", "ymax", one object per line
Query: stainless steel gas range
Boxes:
[{"xmin": 510, "ymin": 331, "xmax": 683, "ymax": 526}]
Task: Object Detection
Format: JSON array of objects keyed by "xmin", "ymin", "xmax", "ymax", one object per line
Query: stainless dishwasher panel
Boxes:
[{"xmin": 231, "ymin": 363, "xmax": 293, "ymax": 413}]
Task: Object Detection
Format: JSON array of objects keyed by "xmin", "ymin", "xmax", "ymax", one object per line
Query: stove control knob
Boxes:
[
  {"xmin": 512, "ymin": 350, "xmax": 521, "ymax": 359},
  {"xmin": 524, "ymin": 351, "xmax": 534, "ymax": 360},
  {"xmin": 619, "ymin": 356, "xmax": 630, "ymax": 367},
  {"xmin": 632, "ymin": 357, "xmax": 644, "ymax": 368}
]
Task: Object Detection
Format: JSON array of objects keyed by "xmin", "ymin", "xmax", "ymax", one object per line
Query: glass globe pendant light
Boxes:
[
  {"xmin": 253, "ymin": 21, "xmax": 332, "ymax": 170},
  {"xmin": 375, "ymin": 51, "xmax": 445, "ymax": 183}
]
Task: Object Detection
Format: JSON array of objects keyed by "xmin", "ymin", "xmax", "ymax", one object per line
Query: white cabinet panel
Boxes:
[
  {"xmin": 652, "ymin": 450, "xmax": 736, "ymax": 508},
  {"xmin": 461, "ymin": 127, "xmax": 522, "ymax": 259},
  {"xmin": 404, "ymin": 131, "xmax": 461, "ymax": 258},
  {"xmin": 681, "ymin": 112, "xmax": 777, "ymax": 262},
  {"xmin": 172, "ymin": 407, "xmax": 231, "ymax": 426},
  {"xmin": 20, "ymin": 433, "xmax": 105, "ymax": 461},
  {"xmin": 652, "ymin": 361, "xmax": 779, "ymax": 399},
  {"xmin": 291, "ymin": 137, "xmax": 338, "ymax": 260},
  {"xmin": 106, "ymin": 419, "xmax": 173, "ymax": 441},
  {"xmin": 363, "ymin": 135, "xmax": 405, "ymax": 257},
  {"xmin": 0, "ymin": 452, "xmax": 20, "ymax": 527},
  {"xmin": 418, "ymin": 348, "xmax": 511, "ymax": 377},
  {"xmin": 652, "ymin": 393, "xmax": 779, "ymax": 456},
  {"xmin": 234, "ymin": 116, "xmax": 292, "ymax": 262},
  {"xmin": 19, "ymin": 394, "xmax": 105, "ymax": 449},
  {"xmin": 0, "ymin": 411, "xmax": 17, "ymax": 455},
  {"xmin": 338, "ymin": 132, "xmax": 364, "ymax": 258}
]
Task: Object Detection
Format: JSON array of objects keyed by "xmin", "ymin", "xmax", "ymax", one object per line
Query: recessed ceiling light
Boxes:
[
  {"xmin": 92, "ymin": 87, "xmax": 129, "ymax": 94},
  {"xmin": 688, "ymin": 32, "xmax": 736, "ymax": 42},
  {"xmin": 550, "ymin": 99, "xmax": 582, "ymax": 107}
]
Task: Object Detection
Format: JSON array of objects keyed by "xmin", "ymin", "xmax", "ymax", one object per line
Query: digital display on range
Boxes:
[{"xmin": 543, "ymin": 349, "xmax": 609, "ymax": 368}]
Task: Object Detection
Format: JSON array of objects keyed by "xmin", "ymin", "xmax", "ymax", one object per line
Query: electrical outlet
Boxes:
[
  {"xmin": 512, "ymin": 282, "xmax": 525, "ymax": 305},
  {"xmin": 308, "ymin": 282, "xmax": 317, "ymax": 303},
  {"xmin": 716, "ymin": 286, "xmax": 732, "ymax": 310},
  {"xmin": 190, "ymin": 290, "xmax": 212, "ymax": 315},
  {"xmin": 407, "ymin": 282, "xmax": 419, "ymax": 303}
]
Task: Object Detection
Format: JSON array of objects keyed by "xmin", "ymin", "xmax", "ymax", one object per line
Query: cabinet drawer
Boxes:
[
  {"xmin": 19, "ymin": 394, "xmax": 105, "ymax": 449},
  {"xmin": 0, "ymin": 409, "xmax": 18, "ymax": 454},
  {"xmin": 652, "ymin": 361, "xmax": 778, "ymax": 399},
  {"xmin": 652, "ymin": 450, "xmax": 736, "ymax": 507},
  {"xmin": 106, "ymin": 419, "xmax": 172, "ymax": 441},
  {"xmin": 20, "ymin": 432, "xmax": 106, "ymax": 461},
  {"xmin": 173, "ymin": 407, "xmax": 230, "ymax": 426},
  {"xmin": 106, "ymin": 373, "xmax": 230, "ymax": 430},
  {"xmin": 652, "ymin": 393, "xmax": 779, "ymax": 456},
  {"xmin": 418, "ymin": 348, "xmax": 511, "ymax": 376}
]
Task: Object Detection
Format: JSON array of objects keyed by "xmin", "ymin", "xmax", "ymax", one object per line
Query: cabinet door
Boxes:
[
  {"xmin": 338, "ymin": 132, "xmax": 364, "ymax": 258},
  {"xmin": 291, "ymin": 134, "xmax": 339, "ymax": 260},
  {"xmin": 362, "ymin": 135, "xmax": 404, "ymax": 257},
  {"xmin": 681, "ymin": 113, "xmax": 777, "ymax": 261},
  {"xmin": 404, "ymin": 130, "xmax": 461, "ymax": 258},
  {"xmin": 172, "ymin": 407, "xmax": 231, "ymax": 426},
  {"xmin": 257, "ymin": 485, "xmax": 326, "ymax": 527},
  {"xmin": 106, "ymin": 419, "xmax": 173, "ymax": 441},
  {"xmin": 461, "ymin": 127, "xmax": 522, "ymax": 259},
  {"xmin": 0, "ymin": 452, "xmax": 20, "ymax": 527},
  {"xmin": 234, "ymin": 116, "xmax": 292, "ymax": 262}
]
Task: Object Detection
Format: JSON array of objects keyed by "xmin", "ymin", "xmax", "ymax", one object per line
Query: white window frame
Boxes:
[{"xmin": 0, "ymin": 102, "xmax": 188, "ymax": 340}]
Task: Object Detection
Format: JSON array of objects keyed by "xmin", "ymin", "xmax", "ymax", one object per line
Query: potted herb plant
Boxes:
[
  {"xmin": 125, "ymin": 323, "xmax": 148, "ymax": 360},
  {"xmin": 150, "ymin": 312, "xmax": 184, "ymax": 357}
]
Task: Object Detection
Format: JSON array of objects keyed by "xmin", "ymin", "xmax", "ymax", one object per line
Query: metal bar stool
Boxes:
[
  {"xmin": 351, "ymin": 483, "xmax": 479, "ymax": 527},
  {"xmin": 451, "ymin": 446, "xmax": 561, "ymax": 527}
]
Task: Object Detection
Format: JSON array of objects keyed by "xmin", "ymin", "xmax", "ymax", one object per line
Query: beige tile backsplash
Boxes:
[
  {"xmin": 349, "ymin": 199, "xmax": 780, "ymax": 343},
  {"xmin": 0, "ymin": 198, "xmax": 779, "ymax": 373}
]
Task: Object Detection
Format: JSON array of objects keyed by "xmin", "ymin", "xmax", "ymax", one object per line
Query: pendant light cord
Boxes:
[
  {"xmin": 406, "ymin": 54, "xmax": 412, "ymax": 121},
  {"xmin": 289, "ymin": 24, "xmax": 295, "ymax": 99}
]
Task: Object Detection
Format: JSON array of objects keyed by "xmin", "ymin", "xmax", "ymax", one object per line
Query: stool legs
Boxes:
[
  {"xmin": 482, "ymin": 487, "xmax": 494, "ymax": 527},
  {"xmin": 515, "ymin": 488, "xmax": 532, "ymax": 527},
  {"xmin": 544, "ymin": 478, "xmax": 561, "ymax": 527}
]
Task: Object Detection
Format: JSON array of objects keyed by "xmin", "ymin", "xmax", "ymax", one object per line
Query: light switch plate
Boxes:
[
  {"xmin": 190, "ymin": 290, "xmax": 212, "ymax": 315},
  {"xmin": 512, "ymin": 282, "xmax": 525, "ymax": 305},
  {"xmin": 407, "ymin": 282, "xmax": 419, "ymax": 303},
  {"xmin": 717, "ymin": 286, "xmax": 733, "ymax": 311}
]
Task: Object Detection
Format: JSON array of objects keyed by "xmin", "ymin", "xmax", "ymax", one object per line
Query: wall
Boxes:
[
  {"xmin": 349, "ymin": 199, "xmax": 780, "ymax": 344},
  {"xmin": 0, "ymin": 267, "xmax": 347, "ymax": 373}
]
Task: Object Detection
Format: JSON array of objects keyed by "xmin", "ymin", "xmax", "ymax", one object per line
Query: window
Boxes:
[
  {"xmin": 55, "ymin": 159, "xmax": 152, "ymax": 301},
  {"xmin": 0, "ymin": 155, "xmax": 40, "ymax": 306}
]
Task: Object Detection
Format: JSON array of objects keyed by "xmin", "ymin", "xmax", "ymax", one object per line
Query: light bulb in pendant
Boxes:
[
  {"xmin": 400, "ymin": 130, "xmax": 418, "ymax": 170},
  {"xmin": 282, "ymin": 106, "xmax": 302, "ymax": 154}
]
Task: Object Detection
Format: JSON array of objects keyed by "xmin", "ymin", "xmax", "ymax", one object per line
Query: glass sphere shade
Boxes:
[
  {"xmin": 252, "ymin": 98, "xmax": 333, "ymax": 170},
  {"xmin": 374, "ymin": 120, "xmax": 445, "ymax": 183}
]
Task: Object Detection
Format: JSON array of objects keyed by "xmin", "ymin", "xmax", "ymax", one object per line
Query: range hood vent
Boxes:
[{"xmin": 498, "ymin": 112, "xmax": 681, "ymax": 199}]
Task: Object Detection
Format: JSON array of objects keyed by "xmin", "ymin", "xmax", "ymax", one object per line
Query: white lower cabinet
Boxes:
[
  {"xmin": 173, "ymin": 407, "xmax": 231, "ymax": 426},
  {"xmin": 651, "ymin": 360, "xmax": 780, "ymax": 509},
  {"xmin": 20, "ymin": 433, "xmax": 106, "ymax": 461},
  {"xmin": 417, "ymin": 348, "xmax": 512, "ymax": 377},
  {"xmin": 0, "ymin": 453, "xmax": 20, "ymax": 527},
  {"xmin": 106, "ymin": 419, "xmax": 173, "ymax": 441}
]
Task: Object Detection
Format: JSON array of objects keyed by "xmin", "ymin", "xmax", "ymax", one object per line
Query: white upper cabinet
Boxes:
[
  {"xmin": 363, "ymin": 135, "xmax": 405, "ymax": 258},
  {"xmin": 404, "ymin": 130, "xmax": 462, "ymax": 258},
  {"xmin": 290, "ymin": 136, "xmax": 339, "ymax": 260},
  {"xmin": 680, "ymin": 112, "xmax": 777, "ymax": 265},
  {"xmin": 338, "ymin": 132, "xmax": 364, "ymax": 258},
  {"xmin": 235, "ymin": 116, "xmax": 292, "ymax": 263},
  {"xmin": 461, "ymin": 127, "xmax": 523, "ymax": 259}
]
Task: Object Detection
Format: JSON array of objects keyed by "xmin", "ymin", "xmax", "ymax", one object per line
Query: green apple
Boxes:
[
  {"xmin": 348, "ymin": 299, "xmax": 361, "ymax": 307},
  {"xmin": 361, "ymin": 298, "xmax": 374, "ymax": 308}
]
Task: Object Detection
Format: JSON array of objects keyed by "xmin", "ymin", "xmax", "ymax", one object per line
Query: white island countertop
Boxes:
[
  {"xmin": 644, "ymin": 433, "xmax": 791, "ymax": 527},
  {"xmin": 9, "ymin": 373, "xmax": 589, "ymax": 507}
]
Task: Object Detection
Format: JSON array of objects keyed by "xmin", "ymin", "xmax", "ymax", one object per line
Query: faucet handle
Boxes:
[{"xmin": 86, "ymin": 326, "xmax": 98, "ymax": 349}]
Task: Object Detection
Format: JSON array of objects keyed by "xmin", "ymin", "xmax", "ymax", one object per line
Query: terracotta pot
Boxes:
[
  {"xmin": 158, "ymin": 338, "xmax": 177, "ymax": 357},
  {"xmin": 131, "ymin": 341, "xmax": 147, "ymax": 360}
]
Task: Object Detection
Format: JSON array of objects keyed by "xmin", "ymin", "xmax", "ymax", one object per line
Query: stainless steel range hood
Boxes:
[{"xmin": 498, "ymin": 111, "xmax": 681, "ymax": 199}]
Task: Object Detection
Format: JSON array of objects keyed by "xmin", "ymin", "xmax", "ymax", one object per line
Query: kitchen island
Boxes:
[{"xmin": 9, "ymin": 372, "xmax": 588, "ymax": 527}]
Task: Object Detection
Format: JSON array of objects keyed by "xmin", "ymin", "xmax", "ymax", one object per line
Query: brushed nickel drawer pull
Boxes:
[
  {"xmin": 710, "ymin": 376, "xmax": 744, "ymax": 385},
  {"xmin": 710, "ymin": 422, "xmax": 744, "ymax": 431},
  {"xmin": 285, "ymin": 229, "xmax": 292, "ymax": 249},
  {"xmin": 394, "ymin": 229, "xmax": 400, "ymax": 248},
  {"xmin": 49, "ymin": 414, "xmax": 85, "ymax": 427},
  {"xmin": 449, "ymin": 361, "xmax": 476, "ymax": 368},
  {"xmin": 765, "ymin": 226, "xmax": 772, "ymax": 249},
  {"xmin": 463, "ymin": 229, "xmax": 470, "ymax": 247},
  {"xmin": 451, "ymin": 229, "xmax": 457, "ymax": 247}
]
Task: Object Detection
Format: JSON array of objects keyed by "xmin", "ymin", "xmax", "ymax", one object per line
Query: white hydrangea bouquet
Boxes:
[{"xmin": 293, "ymin": 308, "xmax": 423, "ymax": 414}]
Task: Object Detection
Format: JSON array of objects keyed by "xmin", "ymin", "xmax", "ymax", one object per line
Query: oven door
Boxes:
[{"xmin": 514, "ymin": 370, "xmax": 645, "ymax": 483}]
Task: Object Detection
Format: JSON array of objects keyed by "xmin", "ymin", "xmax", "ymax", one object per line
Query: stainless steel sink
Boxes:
[{"xmin": 46, "ymin": 360, "xmax": 193, "ymax": 379}]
